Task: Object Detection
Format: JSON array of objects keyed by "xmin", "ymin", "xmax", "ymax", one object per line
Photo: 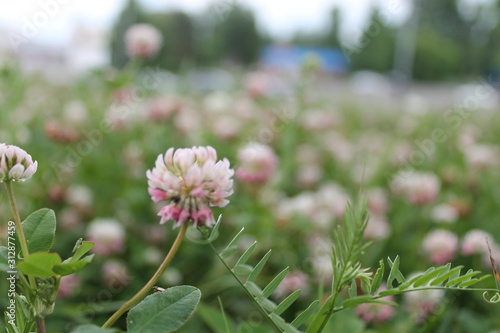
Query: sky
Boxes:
[
  {"xmin": 0, "ymin": 0, "xmax": 491, "ymax": 49},
  {"xmin": 0, "ymin": 0, "xmax": 410, "ymax": 47}
]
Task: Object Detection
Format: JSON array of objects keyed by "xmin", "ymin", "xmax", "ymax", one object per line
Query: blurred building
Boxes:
[
  {"xmin": 260, "ymin": 44, "xmax": 348, "ymax": 75},
  {"xmin": 0, "ymin": 24, "xmax": 109, "ymax": 82}
]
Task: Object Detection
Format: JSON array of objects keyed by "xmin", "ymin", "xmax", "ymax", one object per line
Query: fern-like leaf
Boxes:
[{"xmin": 204, "ymin": 227, "xmax": 314, "ymax": 332}]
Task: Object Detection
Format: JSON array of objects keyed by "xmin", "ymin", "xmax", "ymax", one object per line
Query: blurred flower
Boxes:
[
  {"xmin": 483, "ymin": 243, "xmax": 500, "ymax": 269},
  {"xmin": 391, "ymin": 171, "xmax": 440, "ymax": 205},
  {"xmin": 160, "ymin": 268, "xmax": 183, "ymax": 286},
  {"xmin": 141, "ymin": 225, "xmax": 167, "ymax": 245},
  {"xmin": 124, "ymin": 24, "xmax": 163, "ymax": 59},
  {"xmin": 147, "ymin": 146, "xmax": 234, "ymax": 228},
  {"xmin": 87, "ymin": 218, "xmax": 125, "ymax": 256},
  {"xmin": 300, "ymin": 109, "xmax": 338, "ymax": 131},
  {"xmin": 323, "ymin": 132, "xmax": 353, "ymax": 164},
  {"xmin": 236, "ymin": 143, "xmax": 278, "ymax": 184},
  {"xmin": 277, "ymin": 183, "xmax": 348, "ymax": 229},
  {"xmin": 143, "ymin": 247, "xmax": 163, "ymax": 266},
  {"xmin": 461, "ymin": 229, "xmax": 493, "ymax": 256},
  {"xmin": 210, "ymin": 115, "xmax": 242, "ymax": 140},
  {"xmin": 66, "ymin": 185, "xmax": 93, "ymax": 212},
  {"xmin": 430, "ymin": 204, "xmax": 459, "ymax": 224},
  {"xmin": 316, "ymin": 183, "xmax": 349, "ymax": 220},
  {"xmin": 366, "ymin": 188, "xmax": 388, "ymax": 215},
  {"xmin": 63, "ymin": 100, "xmax": 88, "ymax": 126},
  {"xmin": 404, "ymin": 286, "xmax": 444, "ymax": 324},
  {"xmin": 174, "ymin": 106, "xmax": 201, "ymax": 135},
  {"xmin": 47, "ymin": 184, "xmax": 67, "ymax": 203},
  {"xmin": 296, "ymin": 164, "xmax": 322, "ymax": 188},
  {"xmin": 122, "ymin": 142, "xmax": 145, "ymax": 178},
  {"xmin": 244, "ymin": 71, "xmax": 270, "ymax": 98},
  {"xmin": 364, "ymin": 215, "xmax": 391, "ymax": 241},
  {"xmin": 59, "ymin": 208, "xmax": 83, "ymax": 230},
  {"xmin": 146, "ymin": 96, "xmax": 179, "ymax": 122},
  {"xmin": 57, "ymin": 275, "xmax": 80, "ymax": 298},
  {"xmin": 457, "ymin": 125, "xmax": 479, "ymax": 149},
  {"xmin": 356, "ymin": 285, "xmax": 395, "ymax": 324},
  {"xmin": 463, "ymin": 144, "xmax": 499, "ymax": 169},
  {"xmin": 203, "ymin": 92, "xmax": 232, "ymax": 114},
  {"xmin": 421, "ymin": 230, "xmax": 458, "ymax": 264},
  {"xmin": 274, "ymin": 271, "xmax": 309, "ymax": 299},
  {"xmin": 44, "ymin": 120, "xmax": 80, "ymax": 143},
  {"xmin": 0, "ymin": 143, "xmax": 38, "ymax": 183},
  {"xmin": 102, "ymin": 260, "xmax": 130, "ymax": 289}
]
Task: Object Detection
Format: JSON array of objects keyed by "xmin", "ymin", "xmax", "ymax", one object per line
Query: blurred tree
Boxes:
[
  {"xmin": 110, "ymin": 0, "xmax": 143, "ymax": 68},
  {"xmin": 146, "ymin": 11, "xmax": 196, "ymax": 71},
  {"xmin": 416, "ymin": 0, "xmax": 500, "ymax": 78},
  {"xmin": 349, "ymin": 9, "xmax": 396, "ymax": 73},
  {"xmin": 412, "ymin": 27, "xmax": 463, "ymax": 80},
  {"xmin": 214, "ymin": 4, "xmax": 262, "ymax": 65},
  {"xmin": 321, "ymin": 8, "xmax": 342, "ymax": 48}
]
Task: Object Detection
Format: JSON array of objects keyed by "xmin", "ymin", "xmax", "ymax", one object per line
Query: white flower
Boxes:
[
  {"xmin": 124, "ymin": 24, "xmax": 163, "ymax": 59},
  {"xmin": 0, "ymin": 143, "xmax": 38, "ymax": 183},
  {"xmin": 461, "ymin": 229, "xmax": 493, "ymax": 256},
  {"xmin": 87, "ymin": 218, "xmax": 125, "ymax": 256}
]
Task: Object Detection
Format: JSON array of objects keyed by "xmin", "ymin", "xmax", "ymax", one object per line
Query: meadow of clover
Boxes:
[{"xmin": 2, "ymin": 17, "xmax": 500, "ymax": 333}]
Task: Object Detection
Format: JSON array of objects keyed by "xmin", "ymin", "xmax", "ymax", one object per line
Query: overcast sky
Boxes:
[
  {"xmin": 0, "ymin": 0, "xmax": 492, "ymax": 48},
  {"xmin": 0, "ymin": 0, "xmax": 414, "ymax": 46}
]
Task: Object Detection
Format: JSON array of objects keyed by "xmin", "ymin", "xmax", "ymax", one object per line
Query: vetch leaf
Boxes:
[
  {"xmin": 232, "ymin": 264, "xmax": 253, "ymax": 276},
  {"xmin": 342, "ymin": 296, "xmax": 397, "ymax": 309},
  {"xmin": 22, "ymin": 209, "xmax": 56, "ymax": 253},
  {"xmin": 207, "ymin": 215, "xmax": 223, "ymax": 243},
  {"xmin": 348, "ymin": 281, "xmax": 357, "ymax": 298},
  {"xmin": 127, "ymin": 285, "xmax": 201, "ymax": 333},
  {"xmin": 446, "ymin": 269, "xmax": 480, "ymax": 287},
  {"xmin": 458, "ymin": 275, "xmax": 490, "ymax": 287},
  {"xmin": 17, "ymin": 252, "xmax": 61, "ymax": 277},
  {"xmin": 235, "ymin": 241, "xmax": 257, "ymax": 267},
  {"xmin": 262, "ymin": 267, "xmax": 289, "ymax": 298},
  {"xmin": 387, "ymin": 256, "xmax": 405, "ymax": 288},
  {"xmin": 430, "ymin": 266, "xmax": 463, "ymax": 286},
  {"xmin": 274, "ymin": 290, "xmax": 301, "ymax": 315},
  {"xmin": 248, "ymin": 250, "xmax": 272, "ymax": 282},
  {"xmin": 291, "ymin": 300, "xmax": 319, "ymax": 328},
  {"xmin": 258, "ymin": 297, "xmax": 277, "ymax": 312},
  {"xmin": 378, "ymin": 289, "xmax": 403, "ymax": 297},
  {"xmin": 221, "ymin": 228, "xmax": 245, "ymax": 255},
  {"xmin": 269, "ymin": 313, "xmax": 301, "ymax": 333},
  {"xmin": 244, "ymin": 281, "xmax": 263, "ymax": 297},
  {"xmin": 413, "ymin": 266, "xmax": 451, "ymax": 287},
  {"xmin": 370, "ymin": 260, "xmax": 385, "ymax": 294}
]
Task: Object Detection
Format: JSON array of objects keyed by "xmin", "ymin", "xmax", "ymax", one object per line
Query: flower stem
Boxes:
[
  {"xmin": 102, "ymin": 223, "xmax": 188, "ymax": 328},
  {"xmin": 36, "ymin": 317, "xmax": 47, "ymax": 333},
  {"xmin": 4, "ymin": 182, "xmax": 37, "ymax": 288}
]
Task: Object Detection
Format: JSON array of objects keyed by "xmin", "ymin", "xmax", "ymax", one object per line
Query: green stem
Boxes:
[
  {"xmin": 209, "ymin": 242, "xmax": 284, "ymax": 332},
  {"xmin": 102, "ymin": 223, "xmax": 188, "ymax": 328},
  {"xmin": 36, "ymin": 317, "xmax": 46, "ymax": 333},
  {"xmin": 4, "ymin": 182, "xmax": 37, "ymax": 289}
]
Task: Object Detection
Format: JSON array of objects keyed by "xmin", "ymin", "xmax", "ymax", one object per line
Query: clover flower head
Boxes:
[
  {"xmin": 421, "ymin": 229, "xmax": 458, "ymax": 264},
  {"xmin": 147, "ymin": 146, "xmax": 234, "ymax": 228},
  {"xmin": 124, "ymin": 23, "xmax": 163, "ymax": 59},
  {"xmin": 236, "ymin": 143, "xmax": 277, "ymax": 184},
  {"xmin": 0, "ymin": 143, "xmax": 38, "ymax": 183},
  {"xmin": 87, "ymin": 218, "xmax": 125, "ymax": 256}
]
